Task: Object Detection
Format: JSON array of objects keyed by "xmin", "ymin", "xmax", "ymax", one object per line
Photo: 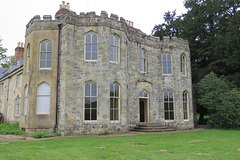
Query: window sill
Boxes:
[
  {"xmin": 36, "ymin": 113, "xmax": 50, "ymax": 115},
  {"xmin": 110, "ymin": 120, "xmax": 120, "ymax": 123}
]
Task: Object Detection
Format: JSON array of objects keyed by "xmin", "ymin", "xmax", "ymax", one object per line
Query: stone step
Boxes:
[
  {"xmin": 130, "ymin": 123, "xmax": 176, "ymax": 132},
  {"xmin": 134, "ymin": 126, "xmax": 168, "ymax": 130},
  {"xmin": 130, "ymin": 128, "xmax": 175, "ymax": 132}
]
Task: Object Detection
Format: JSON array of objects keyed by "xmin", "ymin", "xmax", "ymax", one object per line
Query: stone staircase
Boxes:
[{"xmin": 130, "ymin": 123, "xmax": 176, "ymax": 132}]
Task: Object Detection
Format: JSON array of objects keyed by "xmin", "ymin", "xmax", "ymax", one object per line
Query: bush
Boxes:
[
  {"xmin": 32, "ymin": 132, "xmax": 61, "ymax": 139},
  {"xmin": 196, "ymin": 72, "xmax": 240, "ymax": 129},
  {"xmin": 0, "ymin": 123, "xmax": 26, "ymax": 135}
]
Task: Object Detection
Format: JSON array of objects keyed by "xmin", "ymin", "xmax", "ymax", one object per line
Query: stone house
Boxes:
[{"xmin": 2, "ymin": 2, "xmax": 194, "ymax": 135}]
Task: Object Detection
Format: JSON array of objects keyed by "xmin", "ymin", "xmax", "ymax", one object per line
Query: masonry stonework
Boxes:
[{"xmin": 18, "ymin": 3, "xmax": 194, "ymax": 135}]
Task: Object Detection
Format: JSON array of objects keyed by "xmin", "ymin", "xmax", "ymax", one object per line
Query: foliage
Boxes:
[
  {"xmin": 195, "ymin": 72, "xmax": 240, "ymax": 129},
  {"xmin": 31, "ymin": 132, "xmax": 61, "ymax": 139},
  {"xmin": 0, "ymin": 123, "xmax": 26, "ymax": 135},
  {"xmin": 0, "ymin": 39, "xmax": 8, "ymax": 66},
  {"xmin": 1, "ymin": 55, "xmax": 15, "ymax": 68},
  {"xmin": 0, "ymin": 129, "xmax": 240, "ymax": 159}
]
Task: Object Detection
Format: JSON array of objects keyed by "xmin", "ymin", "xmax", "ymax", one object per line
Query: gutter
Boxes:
[{"xmin": 54, "ymin": 21, "xmax": 62, "ymax": 132}]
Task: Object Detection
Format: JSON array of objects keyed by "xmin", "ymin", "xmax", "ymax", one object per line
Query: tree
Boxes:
[
  {"xmin": 196, "ymin": 72, "xmax": 240, "ymax": 129},
  {"xmin": 0, "ymin": 39, "xmax": 8, "ymax": 66}
]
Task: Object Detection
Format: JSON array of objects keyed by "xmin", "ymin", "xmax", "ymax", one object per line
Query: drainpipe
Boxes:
[{"xmin": 54, "ymin": 21, "xmax": 62, "ymax": 132}]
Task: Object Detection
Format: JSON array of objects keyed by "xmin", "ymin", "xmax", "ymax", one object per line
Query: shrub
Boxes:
[
  {"xmin": 196, "ymin": 72, "xmax": 240, "ymax": 129},
  {"xmin": 32, "ymin": 132, "xmax": 61, "ymax": 139},
  {"xmin": 0, "ymin": 123, "xmax": 26, "ymax": 135}
]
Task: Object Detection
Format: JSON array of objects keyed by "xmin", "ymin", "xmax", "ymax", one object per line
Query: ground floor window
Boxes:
[
  {"xmin": 183, "ymin": 91, "xmax": 188, "ymax": 120},
  {"xmin": 15, "ymin": 96, "xmax": 20, "ymax": 116},
  {"xmin": 84, "ymin": 81, "xmax": 97, "ymax": 120},
  {"xmin": 164, "ymin": 91, "xmax": 174, "ymax": 120},
  {"xmin": 110, "ymin": 82, "xmax": 119, "ymax": 121}
]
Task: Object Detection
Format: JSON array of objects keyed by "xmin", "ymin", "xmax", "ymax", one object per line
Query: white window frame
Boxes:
[
  {"xmin": 84, "ymin": 81, "xmax": 98, "ymax": 121},
  {"xmin": 17, "ymin": 74, "xmax": 22, "ymax": 87},
  {"xmin": 24, "ymin": 86, "xmax": 28, "ymax": 115},
  {"xmin": 84, "ymin": 32, "xmax": 98, "ymax": 61},
  {"xmin": 140, "ymin": 49, "xmax": 147, "ymax": 73},
  {"xmin": 0, "ymin": 83, "xmax": 4, "ymax": 93},
  {"xmin": 37, "ymin": 83, "xmax": 51, "ymax": 114},
  {"xmin": 181, "ymin": 54, "xmax": 187, "ymax": 76},
  {"xmin": 39, "ymin": 40, "xmax": 52, "ymax": 69},
  {"xmin": 162, "ymin": 53, "xmax": 172, "ymax": 75},
  {"xmin": 110, "ymin": 34, "xmax": 120, "ymax": 63},
  {"xmin": 110, "ymin": 82, "xmax": 120, "ymax": 122},
  {"xmin": 15, "ymin": 96, "xmax": 20, "ymax": 116},
  {"xmin": 164, "ymin": 91, "xmax": 175, "ymax": 121},
  {"xmin": 26, "ymin": 44, "xmax": 30, "ymax": 73},
  {"xmin": 183, "ymin": 91, "xmax": 189, "ymax": 121}
]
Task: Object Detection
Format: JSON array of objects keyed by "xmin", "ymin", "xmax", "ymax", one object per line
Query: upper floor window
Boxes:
[
  {"xmin": 26, "ymin": 44, "xmax": 30, "ymax": 73},
  {"xmin": 140, "ymin": 49, "xmax": 147, "ymax": 73},
  {"xmin": 162, "ymin": 53, "xmax": 172, "ymax": 75},
  {"xmin": 110, "ymin": 82, "xmax": 120, "ymax": 121},
  {"xmin": 17, "ymin": 74, "xmax": 22, "ymax": 87},
  {"xmin": 15, "ymin": 96, "xmax": 20, "ymax": 116},
  {"xmin": 40, "ymin": 40, "xmax": 52, "ymax": 69},
  {"xmin": 85, "ymin": 32, "xmax": 98, "ymax": 61},
  {"xmin": 37, "ymin": 83, "xmax": 50, "ymax": 114},
  {"xmin": 84, "ymin": 81, "xmax": 97, "ymax": 120},
  {"xmin": 24, "ymin": 85, "xmax": 28, "ymax": 115},
  {"xmin": 183, "ymin": 91, "xmax": 189, "ymax": 120},
  {"xmin": 180, "ymin": 54, "xmax": 186, "ymax": 76},
  {"xmin": 0, "ymin": 83, "xmax": 3, "ymax": 93},
  {"xmin": 110, "ymin": 35, "xmax": 119, "ymax": 63},
  {"xmin": 164, "ymin": 91, "xmax": 174, "ymax": 120}
]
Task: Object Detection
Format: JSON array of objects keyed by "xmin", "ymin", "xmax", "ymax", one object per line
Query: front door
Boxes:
[{"xmin": 139, "ymin": 99, "xmax": 147, "ymax": 122}]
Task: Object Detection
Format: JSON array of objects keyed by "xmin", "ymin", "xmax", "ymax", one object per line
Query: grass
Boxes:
[
  {"xmin": 0, "ymin": 129, "xmax": 239, "ymax": 160},
  {"xmin": 0, "ymin": 123, "xmax": 26, "ymax": 135}
]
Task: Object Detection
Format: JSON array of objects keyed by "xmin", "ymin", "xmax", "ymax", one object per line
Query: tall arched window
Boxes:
[
  {"xmin": 110, "ymin": 35, "xmax": 119, "ymax": 63},
  {"xmin": 162, "ymin": 53, "xmax": 172, "ymax": 74},
  {"xmin": 85, "ymin": 32, "xmax": 98, "ymax": 61},
  {"xmin": 26, "ymin": 44, "xmax": 30, "ymax": 73},
  {"xmin": 15, "ymin": 96, "xmax": 20, "ymax": 116},
  {"xmin": 183, "ymin": 91, "xmax": 188, "ymax": 120},
  {"xmin": 140, "ymin": 49, "xmax": 147, "ymax": 73},
  {"xmin": 181, "ymin": 54, "xmax": 186, "ymax": 76},
  {"xmin": 24, "ymin": 86, "xmax": 28, "ymax": 115},
  {"xmin": 84, "ymin": 81, "xmax": 97, "ymax": 120},
  {"xmin": 40, "ymin": 40, "xmax": 52, "ymax": 69},
  {"xmin": 164, "ymin": 91, "xmax": 174, "ymax": 120},
  {"xmin": 110, "ymin": 82, "xmax": 120, "ymax": 121},
  {"xmin": 37, "ymin": 83, "xmax": 50, "ymax": 114}
]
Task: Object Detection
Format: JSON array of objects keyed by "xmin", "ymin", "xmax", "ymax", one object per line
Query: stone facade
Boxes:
[{"xmin": 18, "ymin": 3, "xmax": 194, "ymax": 135}]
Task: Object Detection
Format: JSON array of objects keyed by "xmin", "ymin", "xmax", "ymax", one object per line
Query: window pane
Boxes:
[
  {"xmin": 110, "ymin": 98, "xmax": 114, "ymax": 109},
  {"xmin": 86, "ymin": 44, "xmax": 91, "ymax": 52},
  {"xmin": 163, "ymin": 54, "xmax": 166, "ymax": 61},
  {"xmin": 91, "ymin": 109, "xmax": 97, "ymax": 120},
  {"xmin": 91, "ymin": 97, "xmax": 97, "ymax": 108},
  {"xmin": 110, "ymin": 84, "xmax": 114, "ymax": 97},
  {"xmin": 110, "ymin": 109, "xmax": 113, "ymax": 120},
  {"xmin": 85, "ymin": 98, "xmax": 90, "ymax": 108},
  {"xmin": 85, "ymin": 109, "xmax": 90, "ymax": 120},
  {"xmin": 41, "ymin": 43, "xmax": 46, "ymax": 52},
  {"xmin": 110, "ymin": 35, "xmax": 114, "ymax": 45},
  {"xmin": 170, "ymin": 112, "xmax": 174, "ymax": 120},
  {"xmin": 167, "ymin": 54, "xmax": 171, "ymax": 61},
  {"xmin": 86, "ymin": 52, "xmax": 91, "ymax": 60},
  {"xmin": 47, "ymin": 60, "xmax": 52, "ymax": 68},
  {"xmin": 165, "ymin": 112, "xmax": 169, "ymax": 120},
  {"xmin": 114, "ymin": 98, "xmax": 119, "ymax": 109},
  {"xmin": 92, "ymin": 52, "xmax": 97, "ymax": 60},
  {"xmin": 115, "ymin": 85, "xmax": 119, "ymax": 97},
  {"xmin": 92, "ymin": 34, "xmax": 97, "ymax": 43},
  {"xmin": 92, "ymin": 44, "xmax": 97, "ymax": 52},
  {"xmin": 41, "ymin": 53, "xmax": 46, "ymax": 60},
  {"xmin": 163, "ymin": 68, "xmax": 167, "ymax": 74},
  {"xmin": 86, "ymin": 34, "xmax": 91, "ymax": 43},
  {"xmin": 169, "ymin": 92, "xmax": 173, "ymax": 101},
  {"xmin": 91, "ymin": 83, "xmax": 97, "ymax": 96},
  {"xmin": 164, "ymin": 103, "xmax": 168, "ymax": 110},
  {"xmin": 47, "ymin": 53, "xmax": 52, "ymax": 59},
  {"xmin": 169, "ymin": 102, "xmax": 174, "ymax": 110},
  {"xmin": 47, "ymin": 43, "xmax": 52, "ymax": 52},
  {"xmin": 85, "ymin": 83, "xmax": 90, "ymax": 96}
]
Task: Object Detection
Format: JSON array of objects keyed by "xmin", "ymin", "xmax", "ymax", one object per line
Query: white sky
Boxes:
[{"xmin": 0, "ymin": 0, "xmax": 186, "ymax": 56}]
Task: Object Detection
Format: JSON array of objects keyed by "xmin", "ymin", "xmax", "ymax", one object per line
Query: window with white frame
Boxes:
[
  {"xmin": 15, "ymin": 96, "xmax": 20, "ymax": 116},
  {"xmin": 84, "ymin": 81, "xmax": 97, "ymax": 120},
  {"xmin": 110, "ymin": 82, "xmax": 120, "ymax": 121},
  {"xmin": 183, "ymin": 91, "xmax": 188, "ymax": 120},
  {"xmin": 162, "ymin": 53, "xmax": 172, "ymax": 74},
  {"xmin": 140, "ymin": 49, "xmax": 147, "ymax": 73},
  {"xmin": 181, "ymin": 54, "xmax": 186, "ymax": 76},
  {"xmin": 40, "ymin": 40, "xmax": 52, "ymax": 69},
  {"xmin": 26, "ymin": 44, "xmax": 30, "ymax": 73},
  {"xmin": 110, "ymin": 35, "xmax": 119, "ymax": 63},
  {"xmin": 85, "ymin": 32, "xmax": 98, "ymax": 61},
  {"xmin": 164, "ymin": 91, "xmax": 174, "ymax": 120},
  {"xmin": 24, "ymin": 86, "xmax": 28, "ymax": 115},
  {"xmin": 17, "ymin": 74, "xmax": 22, "ymax": 87},
  {"xmin": 0, "ymin": 83, "xmax": 3, "ymax": 93},
  {"xmin": 37, "ymin": 83, "xmax": 50, "ymax": 114}
]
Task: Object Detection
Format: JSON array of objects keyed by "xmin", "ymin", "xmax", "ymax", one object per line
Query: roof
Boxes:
[{"xmin": 0, "ymin": 59, "xmax": 23, "ymax": 80}]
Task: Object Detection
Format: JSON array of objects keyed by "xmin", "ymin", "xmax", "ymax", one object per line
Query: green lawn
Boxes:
[{"xmin": 0, "ymin": 129, "xmax": 239, "ymax": 160}]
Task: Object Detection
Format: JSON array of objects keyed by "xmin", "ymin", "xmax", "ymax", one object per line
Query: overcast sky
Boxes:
[{"xmin": 0, "ymin": 0, "xmax": 187, "ymax": 56}]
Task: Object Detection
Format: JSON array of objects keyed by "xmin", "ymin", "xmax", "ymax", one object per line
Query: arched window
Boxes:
[
  {"xmin": 164, "ymin": 91, "xmax": 174, "ymax": 120},
  {"xmin": 15, "ymin": 96, "xmax": 20, "ymax": 116},
  {"xmin": 183, "ymin": 91, "xmax": 188, "ymax": 120},
  {"xmin": 24, "ymin": 86, "xmax": 28, "ymax": 115},
  {"xmin": 181, "ymin": 54, "xmax": 186, "ymax": 76},
  {"xmin": 85, "ymin": 32, "xmax": 98, "ymax": 61},
  {"xmin": 140, "ymin": 49, "xmax": 147, "ymax": 73},
  {"xmin": 110, "ymin": 35, "xmax": 119, "ymax": 63},
  {"xmin": 139, "ymin": 90, "xmax": 148, "ymax": 98},
  {"xmin": 37, "ymin": 83, "xmax": 50, "ymax": 114},
  {"xmin": 26, "ymin": 44, "xmax": 30, "ymax": 73},
  {"xmin": 162, "ymin": 53, "xmax": 172, "ymax": 74},
  {"xmin": 110, "ymin": 82, "xmax": 120, "ymax": 121},
  {"xmin": 84, "ymin": 81, "xmax": 97, "ymax": 120},
  {"xmin": 40, "ymin": 40, "xmax": 52, "ymax": 69}
]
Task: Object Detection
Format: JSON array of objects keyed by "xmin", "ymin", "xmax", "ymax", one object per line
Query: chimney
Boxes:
[
  {"xmin": 15, "ymin": 42, "xmax": 24, "ymax": 65},
  {"xmin": 67, "ymin": 3, "xmax": 70, "ymax": 9}
]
